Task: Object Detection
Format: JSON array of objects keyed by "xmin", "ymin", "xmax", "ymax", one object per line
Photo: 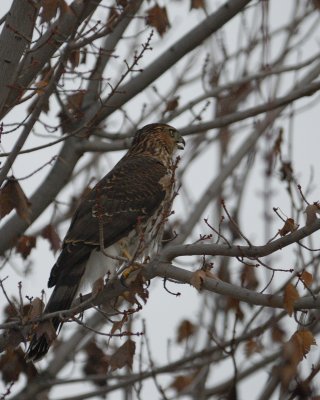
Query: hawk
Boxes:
[{"xmin": 26, "ymin": 123, "xmax": 185, "ymax": 361}]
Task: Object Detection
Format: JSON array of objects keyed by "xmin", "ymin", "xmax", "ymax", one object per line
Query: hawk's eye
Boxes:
[{"xmin": 169, "ymin": 129, "xmax": 175, "ymax": 137}]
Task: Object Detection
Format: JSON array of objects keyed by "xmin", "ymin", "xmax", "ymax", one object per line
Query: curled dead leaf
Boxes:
[
  {"xmin": 283, "ymin": 283, "xmax": 300, "ymax": 316},
  {"xmin": 42, "ymin": 224, "xmax": 61, "ymax": 253},
  {"xmin": 146, "ymin": 4, "xmax": 170, "ymax": 36},
  {"xmin": 170, "ymin": 374, "xmax": 195, "ymax": 393},
  {"xmin": 83, "ymin": 341, "xmax": 110, "ymax": 385},
  {"xmin": 28, "ymin": 298, "xmax": 45, "ymax": 321},
  {"xmin": 271, "ymin": 323, "xmax": 286, "ymax": 343},
  {"xmin": 278, "ymin": 218, "xmax": 298, "ymax": 236},
  {"xmin": 16, "ymin": 235, "xmax": 36, "ymax": 259},
  {"xmin": 176, "ymin": 319, "xmax": 197, "ymax": 343},
  {"xmin": 40, "ymin": 0, "xmax": 71, "ymax": 24},
  {"xmin": 121, "ymin": 271, "xmax": 149, "ymax": 305},
  {"xmin": 280, "ymin": 329, "xmax": 316, "ymax": 387},
  {"xmin": 190, "ymin": 0, "xmax": 206, "ymax": 9},
  {"xmin": 34, "ymin": 80, "xmax": 48, "ymax": 95},
  {"xmin": 226, "ymin": 297, "xmax": 244, "ymax": 320},
  {"xmin": 40, "ymin": 0, "xmax": 59, "ymax": 23},
  {"xmin": 111, "ymin": 314, "xmax": 128, "ymax": 335},
  {"xmin": 299, "ymin": 270, "xmax": 313, "ymax": 287},
  {"xmin": 66, "ymin": 90, "xmax": 86, "ymax": 114},
  {"xmin": 163, "ymin": 96, "xmax": 180, "ymax": 115},
  {"xmin": 68, "ymin": 49, "xmax": 80, "ymax": 70},
  {"xmin": 241, "ymin": 265, "xmax": 259, "ymax": 290},
  {"xmin": 273, "ymin": 128, "xmax": 283, "ymax": 156},
  {"xmin": 279, "ymin": 161, "xmax": 293, "ymax": 182},
  {"xmin": 109, "ymin": 339, "xmax": 136, "ymax": 371},
  {"xmin": 245, "ymin": 338, "xmax": 263, "ymax": 357},
  {"xmin": 0, "ymin": 177, "xmax": 31, "ymax": 222},
  {"xmin": 0, "ymin": 348, "xmax": 37, "ymax": 383},
  {"xmin": 292, "ymin": 330, "xmax": 316, "ymax": 362},
  {"xmin": 304, "ymin": 202, "xmax": 320, "ymax": 226}
]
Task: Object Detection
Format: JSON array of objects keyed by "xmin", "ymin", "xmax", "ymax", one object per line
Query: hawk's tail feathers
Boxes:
[{"xmin": 26, "ymin": 281, "xmax": 80, "ymax": 362}]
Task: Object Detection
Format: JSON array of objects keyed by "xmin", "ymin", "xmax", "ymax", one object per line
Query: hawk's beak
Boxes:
[{"xmin": 175, "ymin": 133, "xmax": 185, "ymax": 150}]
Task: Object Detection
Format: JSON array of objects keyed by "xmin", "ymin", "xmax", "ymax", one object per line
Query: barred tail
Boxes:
[{"xmin": 26, "ymin": 270, "xmax": 84, "ymax": 362}]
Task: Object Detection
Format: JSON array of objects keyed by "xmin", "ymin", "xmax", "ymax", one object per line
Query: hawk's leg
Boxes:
[{"xmin": 119, "ymin": 248, "xmax": 144, "ymax": 286}]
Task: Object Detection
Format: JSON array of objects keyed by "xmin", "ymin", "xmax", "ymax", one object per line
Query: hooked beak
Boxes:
[{"xmin": 175, "ymin": 133, "xmax": 185, "ymax": 150}]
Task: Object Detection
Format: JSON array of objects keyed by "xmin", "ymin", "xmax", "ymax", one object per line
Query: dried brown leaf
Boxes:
[
  {"xmin": 66, "ymin": 90, "xmax": 86, "ymax": 113},
  {"xmin": 299, "ymin": 271, "xmax": 313, "ymax": 287},
  {"xmin": 278, "ymin": 218, "xmax": 298, "ymax": 236},
  {"xmin": 190, "ymin": 0, "xmax": 206, "ymax": 9},
  {"xmin": 121, "ymin": 271, "xmax": 148, "ymax": 305},
  {"xmin": 245, "ymin": 338, "xmax": 263, "ymax": 357},
  {"xmin": 34, "ymin": 80, "xmax": 48, "ymax": 95},
  {"xmin": 4, "ymin": 329, "xmax": 25, "ymax": 349},
  {"xmin": 40, "ymin": 0, "xmax": 70, "ymax": 23},
  {"xmin": 241, "ymin": 265, "xmax": 259, "ymax": 290},
  {"xmin": 28, "ymin": 298, "xmax": 45, "ymax": 320},
  {"xmin": 4, "ymin": 304, "xmax": 18, "ymax": 319},
  {"xmin": 170, "ymin": 374, "xmax": 195, "ymax": 392},
  {"xmin": 64, "ymin": 90, "xmax": 86, "ymax": 125},
  {"xmin": 0, "ymin": 348, "xmax": 37, "ymax": 383},
  {"xmin": 313, "ymin": 0, "xmax": 320, "ymax": 9},
  {"xmin": 146, "ymin": 4, "xmax": 170, "ymax": 36},
  {"xmin": 226, "ymin": 297, "xmax": 244, "ymax": 320},
  {"xmin": 109, "ymin": 339, "xmax": 136, "ymax": 371},
  {"xmin": 273, "ymin": 128, "xmax": 283, "ymax": 156},
  {"xmin": 83, "ymin": 341, "xmax": 109, "ymax": 385},
  {"xmin": 68, "ymin": 49, "xmax": 80, "ymax": 70},
  {"xmin": 111, "ymin": 315, "xmax": 128, "ymax": 335},
  {"xmin": 304, "ymin": 203, "xmax": 320, "ymax": 226},
  {"xmin": 59, "ymin": 0, "xmax": 71, "ymax": 15},
  {"xmin": 16, "ymin": 235, "xmax": 36, "ymax": 259},
  {"xmin": 176, "ymin": 319, "xmax": 197, "ymax": 343},
  {"xmin": 271, "ymin": 323, "xmax": 286, "ymax": 343},
  {"xmin": 283, "ymin": 284, "xmax": 300, "ymax": 316},
  {"xmin": 163, "ymin": 96, "xmax": 180, "ymax": 114},
  {"xmin": 0, "ymin": 177, "xmax": 31, "ymax": 222},
  {"xmin": 0, "ymin": 349, "xmax": 23, "ymax": 383},
  {"xmin": 281, "ymin": 329, "xmax": 317, "ymax": 386},
  {"xmin": 292, "ymin": 330, "xmax": 316, "ymax": 361},
  {"xmin": 42, "ymin": 224, "xmax": 61, "ymax": 253},
  {"xmin": 40, "ymin": 0, "xmax": 59, "ymax": 23},
  {"xmin": 280, "ymin": 161, "xmax": 293, "ymax": 182},
  {"xmin": 27, "ymin": 95, "xmax": 49, "ymax": 114}
]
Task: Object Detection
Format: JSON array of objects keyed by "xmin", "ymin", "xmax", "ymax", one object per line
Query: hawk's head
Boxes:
[{"xmin": 130, "ymin": 123, "xmax": 185, "ymax": 161}]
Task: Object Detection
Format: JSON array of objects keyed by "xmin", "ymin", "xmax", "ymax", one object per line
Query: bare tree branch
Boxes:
[{"xmin": 0, "ymin": 0, "xmax": 38, "ymax": 115}]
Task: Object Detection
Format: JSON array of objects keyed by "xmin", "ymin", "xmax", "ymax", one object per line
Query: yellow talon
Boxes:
[{"xmin": 121, "ymin": 263, "xmax": 141, "ymax": 280}]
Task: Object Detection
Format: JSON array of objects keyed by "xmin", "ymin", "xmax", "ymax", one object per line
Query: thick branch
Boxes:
[
  {"xmin": 0, "ymin": 0, "xmax": 102, "ymax": 117},
  {"xmin": 79, "ymin": 79, "xmax": 320, "ymax": 153},
  {"xmin": 89, "ymin": 0, "xmax": 253, "ymax": 124},
  {"xmin": 2, "ymin": 219, "xmax": 319, "ymax": 335},
  {"xmin": 175, "ymin": 59, "xmax": 320, "ymax": 244},
  {"xmin": 83, "ymin": 0, "xmax": 143, "ymax": 108},
  {"xmin": 0, "ymin": 0, "xmax": 38, "ymax": 115},
  {"xmin": 0, "ymin": 0, "xmax": 252, "ymax": 256},
  {"xmin": 9, "ymin": 310, "xmax": 285, "ymax": 400}
]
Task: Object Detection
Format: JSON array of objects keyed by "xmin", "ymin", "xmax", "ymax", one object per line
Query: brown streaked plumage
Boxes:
[{"xmin": 26, "ymin": 123, "xmax": 184, "ymax": 362}]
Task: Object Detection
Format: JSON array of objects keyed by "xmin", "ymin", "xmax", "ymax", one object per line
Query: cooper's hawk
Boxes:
[{"xmin": 26, "ymin": 123, "xmax": 184, "ymax": 361}]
